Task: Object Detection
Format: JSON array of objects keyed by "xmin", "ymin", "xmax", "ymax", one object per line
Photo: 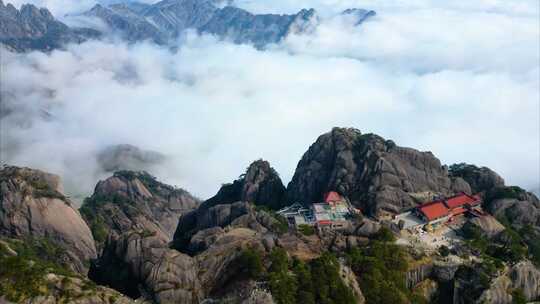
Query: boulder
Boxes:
[
  {"xmin": 469, "ymin": 216, "xmax": 505, "ymax": 238},
  {"xmin": 203, "ymin": 160, "xmax": 286, "ymax": 210},
  {"xmin": 80, "ymin": 170, "xmax": 199, "ymax": 250},
  {"xmin": 286, "ymin": 128, "xmax": 471, "ymax": 215},
  {"xmin": 449, "ymin": 163, "xmax": 505, "ymax": 194},
  {"xmin": 173, "ymin": 201, "xmax": 283, "ymax": 254},
  {"xmin": 0, "ymin": 166, "xmax": 96, "ymax": 274},
  {"xmin": 354, "ymin": 218, "xmax": 381, "ymax": 237},
  {"xmin": 90, "ymin": 230, "xmax": 203, "ymax": 303}
]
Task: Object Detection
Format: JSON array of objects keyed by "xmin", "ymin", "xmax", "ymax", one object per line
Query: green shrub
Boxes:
[
  {"xmin": 254, "ymin": 206, "xmax": 289, "ymax": 234},
  {"xmin": 298, "ymin": 224, "xmax": 315, "ymax": 236},
  {"xmin": 439, "ymin": 245, "xmax": 450, "ymax": 257},
  {"xmin": 347, "ymin": 241, "xmax": 409, "ymax": 304},
  {"xmin": 512, "ymin": 288, "xmax": 527, "ymax": 304},
  {"xmin": 0, "ymin": 238, "xmax": 73, "ymax": 302},
  {"xmin": 239, "ymin": 248, "xmax": 264, "ymax": 279},
  {"xmin": 373, "ymin": 226, "xmax": 396, "ymax": 242},
  {"xmin": 269, "ymin": 248, "xmax": 296, "ymax": 304},
  {"xmin": 268, "ymin": 249, "xmax": 356, "ymax": 304},
  {"xmin": 486, "ymin": 186, "xmax": 525, "ymax": 203}
]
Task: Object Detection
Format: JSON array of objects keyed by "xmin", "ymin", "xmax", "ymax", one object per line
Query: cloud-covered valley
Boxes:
[{"xmin": 1, "ymin": 0, "xmax": 539, "ymax": 201}]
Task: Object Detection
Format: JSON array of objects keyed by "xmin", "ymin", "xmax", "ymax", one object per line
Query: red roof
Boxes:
[
  {"xmin": 450, "ymin": 207, "xmax": 467, "ymax": 216},
  {"xmin": 445, "ymin": 193, "xmax": 480, "ymax": 209},
  {"xmin": 419, "ymin": 201, "xmax": 449, "ymax": 221},
  {"xmin": 318, "ymin": 220, "xmax": 332, "ymax": 225},
  {"xmin": 323, "ymin": 191, "xmax": 342, "ymax": 203}
]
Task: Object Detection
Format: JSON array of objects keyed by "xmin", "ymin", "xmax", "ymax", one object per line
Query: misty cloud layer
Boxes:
[{"xmin": 1, "ymin": 0, "xmax": 539, "ymax": 201}]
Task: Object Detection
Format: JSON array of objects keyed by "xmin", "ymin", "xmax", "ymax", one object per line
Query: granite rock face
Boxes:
[
  {"xmin": 469, "ymin": 215, "xmax": 506, "ymax": 238},
  {"xmin": 0, "ymin": 0, "xmax": 99, "ymax": 51},
  {"xmin": 286, "ymin": 127, "xmax": 470, "ymax": 215},
  {"xmin": 173, "ymin": 201, "xmax": 283, "ymax": 254},
  {"xmin": 510, "ymin": 261, "xmax": 540, "ymax": 301},
  {"xmin": 453, "ymin": 260, "xmax": 540, "ymax": 304},
  {"xmin": 0, "ymin": 166, "xmax": 97, "ymax": 274},
  {"xmin": 449, "ymin": 163, "xmax": 505, "ymax": 194},
  {"xmin": 486, "ymin": 195, "xmax": 540, "ymax": 228},
  {"xmin": 92, "ymin": 216, "xmax": 275, "ymax": 303},
  {"xmin": 80, "ymin": 170, "xmax": 199, "ymax": 250},
  {"xmin": 90, "ymin": 229, "xmax": 203, "ymax": 302},
  {"xmin": 203, "ymin": 159, "xmax": 286, "ymax": 210}
]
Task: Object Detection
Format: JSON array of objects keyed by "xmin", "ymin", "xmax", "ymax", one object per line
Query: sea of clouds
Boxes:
[{"xmin": 1, "ymin": 0, "xmax": 539, "ymax": 201}]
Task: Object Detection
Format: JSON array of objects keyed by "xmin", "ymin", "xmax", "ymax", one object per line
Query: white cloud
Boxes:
[{"xmin": 1, "ymin": 0, "xmax": 539, "ymax": 201}]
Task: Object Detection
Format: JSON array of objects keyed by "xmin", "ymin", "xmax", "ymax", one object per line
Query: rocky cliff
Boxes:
[
  {"xmin": 0, "ymin": 238, "xmax": 137, "ymax": 304},
  {"xmin": 80, "ymin": 170, "xmax": 199, "ymax": 250},
  {"xmin": 81, "ymin": 0, "xmax": 374, "ymax": 48},
  {"xmin": 0, "ymin": 0, "xmax": 99, "ymax": 51},
  {"xmin": 0, "ymin": 166, "xmax": 96, "ymax": 274},
  {"xmin": 172, "ymin": 201, "xmax": 286, "ymax": 254},
  {"xmin": 203, "ymin": 159, "xmax": 286, "ymax": 210},
  {"xmin": 449, "ymin": 163, "xmax": 505, "ymax": 194},
  {"xmin": 485, "ymin": 186, "xmax": 540, "ymax": 228},
  {"xmin": 91, "ymin": 199, "xmax": 294, "ymax": 303},
  {"xmin": 286, "ymin": 127, "xmax": 471, "ymax": 215}
]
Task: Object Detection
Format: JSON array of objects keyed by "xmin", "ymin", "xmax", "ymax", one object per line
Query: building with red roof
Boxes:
[
  {"xmin": 416, "ymin": 192, "xmax": 483, "ymax": 225},
  {"xmin": 323, "ymin": 191, "xmax": 342, "ymax": 203},
  {"xmin": 445, "ymin": 193, "xmax": 481, "ymax": 209},
  {"xmin": 418, "ymin": 201, "xmax": 450, "ymax": 222}
]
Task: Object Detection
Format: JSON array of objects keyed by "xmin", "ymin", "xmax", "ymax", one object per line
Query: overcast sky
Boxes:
[{"xmin": 1, "ymin": 0, "xmax": 539, "ymax": 200}]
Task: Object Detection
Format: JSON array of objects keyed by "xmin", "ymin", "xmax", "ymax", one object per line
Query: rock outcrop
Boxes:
[
  {"xmin": 203, "ymin": 160, "xmax": 286, "ymax": 210},
  {"xmin": 449, "ymin": 163, "xmax": 505, "ymax": 194},
  {"xmin": 0, "ymin": 238, "xmax": 136, "ymax": 304},
  {"xmin": 0, "ymin": 166, "xmax": 96, "ymax": 274},
  {"xmin": 406, "ymin": 260, "xmax": 433, "ymax": 289},
  {"xmin": 469, "ymin": 215, "xmax": 506, "ymax": 238},
  {"xmin": 286, "ymin": 128, "xmax": 471, "ymax": 215},
  {"xmin": 80, "ymin": 170, "xmax": 199, "ymax": 250},
  {"xmin": 485, "ymin": 188, "xmax": 540, "ymax": 228},
  {"xmin": 97, "ymin": 144, "xmax": 165, "ymax": 173},
  {"xmin": 91, "ymin": 217, "xmax": 277, "ymax": 302},
  {"xmin": 0, "ymin": 1, "xmax": 99, "ymax": 51},
  {"xmin": 453, "ymin": 261, "xmax": 540, "ymax": 304},
  {"xmin": 173, "ymin": 201, "xmax": 284, "ymax": 254},
  {"xmin": 90, "ymin": 231, "xmax": 202, "ymax": 302},
  {"xmin": 510, "ymin": 261, "xmax": 540, "ymax": 301}
]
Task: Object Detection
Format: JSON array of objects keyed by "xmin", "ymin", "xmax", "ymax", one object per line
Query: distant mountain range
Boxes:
[
  {"xmin": 0, "ymin": 0, "xmax": 375, "ymax": 51},
  {"xmin": 0, "ymin": 0, "xmax": 100, "ymax": 51}
]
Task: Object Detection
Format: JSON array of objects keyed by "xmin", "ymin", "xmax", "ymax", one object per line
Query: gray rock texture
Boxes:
[
  {"xmin": 469, "ymin": 215, "xmax": 505, "ymax": 238},
  {"xmin": 80, "ymin": 170, "xmax": 199, "ymax": 250},
  {"xmin": 82, "ymin": 0, "xmax": 374, "ymax": 48},
  {"xmin": 0, "ymin": 0, "xmax": 99, "ymax": 51},
  {"xmin": 449, "ymin": 163, "xmax": 505, "ymax": 194},
  {"xmin": 286, "ymin": 127, "xmax": 470, "ymax": 215},
  {"xmin": 0, "ymin": 166, "xmax": 97, "ymax": 274},
  {"xmin": 486, "ymin": 195, "xmax": 540, "ymax": 228},
  {"xmin": 510, "ymin": 260, "xmax": 540, "ymax": 301},
  {"xmin": 173, "ymin": 201, "xmax": 283, "ymax": 254},
  {"xmin": 203, "ymin": 159, "xmax": 286, "ymax": 210}
]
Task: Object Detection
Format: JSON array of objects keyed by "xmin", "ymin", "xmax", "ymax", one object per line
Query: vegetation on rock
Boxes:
[{"xmin": 0, "ymin": 238, "xmax": 73, "ymax": 302}]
